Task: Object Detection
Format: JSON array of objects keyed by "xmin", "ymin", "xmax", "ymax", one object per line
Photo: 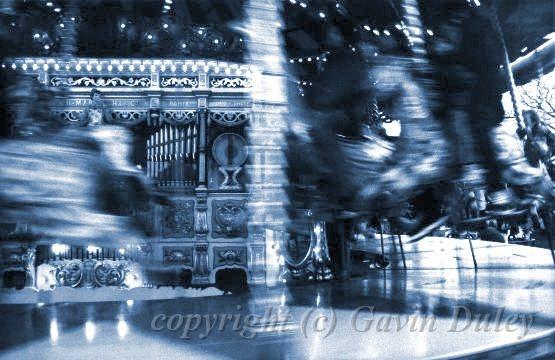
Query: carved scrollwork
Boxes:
[
  {"xmin": 161, "ymin": 110, "xmax": 196, "ymax": 125},
  {"xmin": 53, "ymin": 110, "xmax": 84, "ymax": 122},
  {"xmin": 214, "ymin": 247, "xmax": 247, "ymax": 267},
  {"xmin": 110, "ymin": 110, "xmax": 148, "ymax": 124},
  {"xmin": 163, "ymin": 247, "xmax": 193, "ymax": 265},
  {"xmin": 50, "ymin": 76, "xmax": 151, "ymax": 88},
  {"xmin": 208, "ymin": 111, "xmax": 249, "ymax": 127},
  {"xmin": 209, "ymin": 77, "xmax": 252, "ymax": 88},
  {"xmin": 211, "ymin": 199, "xmax": 248, "ymax": 238},
  {"xmin": 160, "ymin": 77, "xmax": 199, "ymax": 88},
  {"xmin": 162, "ymin": 200, "xmax": 195, "ymax": 238},
  {"xmin": 54, "ymin": 260, "xmax": 83, "ymax": 288},
  {"xmin": 94, "ymin": 261, "xmax": 128, "ymax": 287}
]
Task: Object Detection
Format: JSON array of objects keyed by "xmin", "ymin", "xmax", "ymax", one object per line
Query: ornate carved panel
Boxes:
[
  {"xmin": 161, "ymin": 200, "xmax": 195, "ymax": 238},
  {"xmin": 209, "ymin": 77, "xmax": 252, "ymax": 88},
  {"xmin": 160, "ymin": 76, "xmax": 199, "ymax": 88},
  {"xmin": 211, "ymin": 199, "xmax": 248, "ymax": 238},
  {"xmin": 110, "ymin": 110, "xmax": 148, "ymax": 124},
  {"xmin": 55, "ymin": 260, "xmax": 83, "ymax": 287},
  {"xmin": 213, "ymin": 247, "xmax": 247, "ymax": 267},
  {"xmin": 53, "ymin": 259, "xmax": 130, "ymax": 288},
  {"xmin": 161, "ymin": 110, "xmax": 196, "ymax": 125},
  {"xmin": 50, "ymin": 76, "xmax": 151, "ymax": 87},
  {"xmin": 163, "ymin": 247, "xmax": 193, "ymax": 266},
  {"xmin": 209, "ymin": 111, "xmax": 249, "ymax": 127}
]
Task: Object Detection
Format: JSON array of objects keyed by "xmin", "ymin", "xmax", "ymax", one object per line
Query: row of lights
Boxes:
[
  {"xmin": 289, "ymin": 51, "xmax": 329, "ymax": 64},
  {"xmin": 2, "ymin": 60, "xmax": 255, "ymax": 75}
]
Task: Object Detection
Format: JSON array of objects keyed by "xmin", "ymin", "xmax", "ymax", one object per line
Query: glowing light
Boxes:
[
  {"xmin": 107, "ymin": 64, "xmax": 113, "ymax": 71},
  {"xmin": 86, "ymin": 245, "xmax": 99, "ymax": 253},
  {"xmin": 117, "ymin": 64, "xmax": 123, "ymax": 71},
  {"xmin": 54, "ymin": 7, "xmax": 60, "ymax": 12},
  {"xmin": 307, "ymin": 57, "xmax": 312, "ymax": 62},
  {"xmin": 213, "ymin": 39, "xmax": 219, "ymax": 44},
  {"xmin": 147, "ymin": 34, "xmax": 153, "ymax": 40},
  {"xmin": 160, "ymin": 64, "xmax": 166, "ymax": 71},
  {"xmin": 363, "ymin": 25, "xmax": 371, "ymax": 31},
  {"xmin": 129, "ymin": 64, "xmax": 135, "ymax": 71},
  {"xmin": 54, "ymin": 64, "xmax": 59, "ymax": 70},
  {"xmin": 395, "ymin": 24, "xmax": 403, "ymax": 30},
  {"xmin": 289, "ymin": 59, "xmax": 294, "ymax": 63},
  {"xmin": 170, "ymin": 65, "xmax": 176, "ymax": 72},
  {"xmin": 43, "ymin": 44, "xmax": 50, "ymax": 50},
  {"xmin": 85, "ymin": 321, "xmax": 96, "ymax": 342},
  {"xmin": 96, "ymin": 64, "xmax": 102, "ymax": 71},
  {"xmin": 289, "ymin": 0, "xmax": 296, "ymax": 3},
  {"xmin": 318, "ymin": 12, "xmax": 326, "ymax": 18},
  {"xmin": 21, "ymin": 64, "xmax": 27, "ymax": 70},
  {"xmin": 75, "ymin": 64, "xmax": 81, "ymax": 71},
  {"xmin": 383, "ymin": 29, "xmax": 391, "ymax": 36},
  {"xmin": 59, "ymin": 23, "xmax": 64, "ymax": 28},
  {"xmin": 163, "ymin": 23, "xmax": 169, "ymax": 29},
  {"xmin": 126, "ymin": 300, "xmax": 134, "ymax": 307},
  {"xmin": 197, "ymin": 29, "xmax": 203, "ymax": 35},
  {"xmin": 139, "ymin": 64, "xmax": 145, "ymax": 71},
  {"xmin": 120, "ymin": 23, "xmax": 126, "ymax": 29},
  {"xmin": 163, "ymin": 5, "xmax": 170, "ymax": 10},
  {"xmin": 181, "ymin": 43, "xmax": 187, "ymax": 48},
  {"xmin": 46, "ymin": 2, "xmax": 53, "ymax": 6},
  {"xmin": 165, "ymin": 0, "xmax": 173, "ymax": 3},
  {"xmin": 426, "ymin": 29, "xmax": 434, "ymax": 36},
  {"xmin": 117, "ymin": 319, "xmax": 129, "ymax": 339},
  {"xmin": 50, "ymin": 320, "xmax": 59, "ymax": 342},
  {"xmin": 300, "ymin": 2, "xmax": 307, "ymax": 8},
  {"xmin": 43, "ymin": 64, "xmax": 48, "ymax": 71},
  {"xmin": 372, "ymin": 29, "xmax": 380, "ymax": 36},
  {"xmin": 33, "ymin": 33, "xmax": 40, "ymax": 39},
  {"xmin": 150, "ymin": 65, "xmax": 156, "ymax": 72},
  {"xmin": 521, "ymin": 47, "xmax": 528, "ymax": 53}
]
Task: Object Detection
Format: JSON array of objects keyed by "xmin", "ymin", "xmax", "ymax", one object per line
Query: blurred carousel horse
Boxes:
[{"xmin": 0, "ymin": 124, "xmax": 158, "ymax": 247}]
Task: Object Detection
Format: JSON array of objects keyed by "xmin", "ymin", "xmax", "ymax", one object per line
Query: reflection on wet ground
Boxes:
[{"xmin": 0, "ymin": 268, "xmax": 554, "ymax": 359}]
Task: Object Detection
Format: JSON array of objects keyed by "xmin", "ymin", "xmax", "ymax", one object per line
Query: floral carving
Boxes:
[
  {"xmin": 50, "ymin": 76, "xmax": 151, "ymax": 88},
  {"xmin": 160, "ymin": 77, "xmax": 199, "ymax": 88},
  {"xmin": 210, "ymin": 77, "xmax": 252, "ymax": 88}
]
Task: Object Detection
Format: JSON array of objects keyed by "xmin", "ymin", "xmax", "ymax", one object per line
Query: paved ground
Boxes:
[{"xmin": 0, "ymin": 263, "xmax": 554, "ymax": 359}]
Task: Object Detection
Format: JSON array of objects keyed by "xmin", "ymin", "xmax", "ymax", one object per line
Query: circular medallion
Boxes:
[{"xmin": 211, "ymin": 133, "xmax": 248, "ymax": 167}]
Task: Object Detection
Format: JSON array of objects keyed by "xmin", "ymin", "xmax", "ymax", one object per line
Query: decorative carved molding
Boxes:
[
  {"xmin": 161, "ymin": 110, "xmax": 196, "ymax": 125},
  {"xmin": 93, "ymin": 261, "xmax": 128, "ymax": 287},
  {"xmin": 50, "ymin": 76, "xmax": 151, "ymax": 87},
  {"xmin": 208, "ymin": 111, "xmax": 249, "ymax": 127},
  {"xmin": 210, "ymin": 77, "xmax": 252, "ymax": 88},
  {"xmin": 53, "ymin": 259, "xmax": 130, "ymax": 288},
  {"xmin": 110, "ymin": 110, "xmax": 148, "ymax": 124},
  {"xmin": 211, "ymin": 199, "xmax": 248, "ymax": 238},
  {"xmin": 55, "ymin": 260, "xmax": 83, "ymax": 287},
  {"xmin": 214, "ymin": 247, "xmax": 247, "ymax": 267},
  {"xmin": 53, "ymin": 110, "xmax": 84, "ymax": 122},
  {"xmin": 163, "ymin": 247, "xmax": 193, "ymax": 266},
  {"xmin": 160, "ymin": 76, "xmax": 199, "ymax": 88},
  {"xmin": 161, "ymin": 200, "xmax": 195, "ymax": 238}
]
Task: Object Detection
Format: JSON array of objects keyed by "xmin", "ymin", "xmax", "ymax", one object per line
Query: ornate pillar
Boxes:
[{"xmin": 193, "ymin": 95, "xmax": 210, "ymax": 284}]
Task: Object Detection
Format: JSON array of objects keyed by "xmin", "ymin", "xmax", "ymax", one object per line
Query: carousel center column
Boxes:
[{"xmin": 243, "ymin": 0, "xmax": 289, "ymax": 285}]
